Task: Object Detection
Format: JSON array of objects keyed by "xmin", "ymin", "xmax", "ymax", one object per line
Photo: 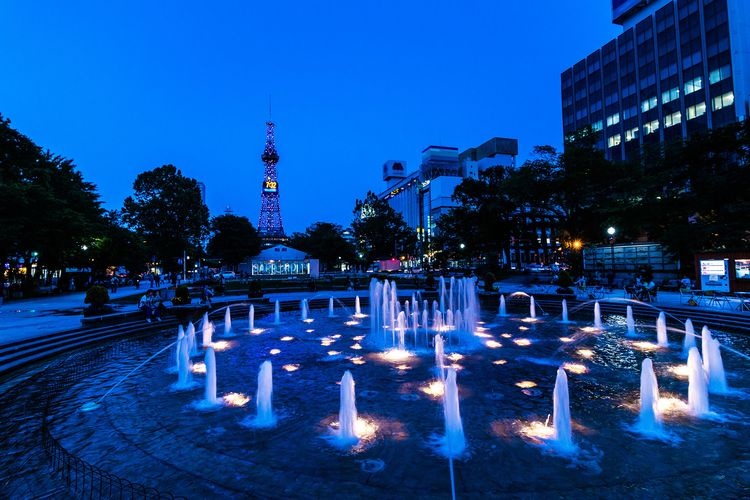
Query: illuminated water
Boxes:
[{"xmin": 656, "ymin": 312, "xmax": 668, "ymax": 347}]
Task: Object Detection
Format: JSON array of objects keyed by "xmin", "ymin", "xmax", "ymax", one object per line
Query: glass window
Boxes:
[
  {"xmin": 644, "ymin": 119, "xmax": 660, "ymax": 135},
  {"xmin": 625, "ymin": 127, "xmax": 639, "ymax": 142},
  {"xmin": 622, "ymin": 106, "xmax": 638, "ymax": 120},
  {"xmin": 606, "ymin": 113, "xmax": 620, "ymax": 126},
  {"xmin": 662, "ymin": 87, "xmax": 680, "ymax": 103},
  {"xmin": 686, "ymin": 102, "xmax": 706, "ymax": 119},
  {"xmin": 684, "ymin": 76, "xmax": 703, "ymax": 95},
  {"xmin": 664, "ymin": 111, "xmax": 682, "ymax": 127},
  {"xmin": 711, "ymin": 91, "xmax": 734, "ymax": 111},
  {"xmin": 607, "ymin": 134, "xmax": 621, "ymax": 148},
  {"xmin": 709, "ymin": 64, "xmax": 731, "ymax": 84},
  {"xmin": 641, "ymin": 96, "xmax": 658, "ymax": 112},
  {"xmin": 591, "ymin": 120, "xmax": 603, "ymax": 132}
]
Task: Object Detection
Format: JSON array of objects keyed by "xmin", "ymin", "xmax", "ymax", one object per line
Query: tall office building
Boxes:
[{"xmin": 561, "ymin": 0, "xmax": 750, "ymax": 161}]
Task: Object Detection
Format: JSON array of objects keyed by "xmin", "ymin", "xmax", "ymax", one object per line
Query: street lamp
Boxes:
[{"xmin": 606, "ymin": 227, "xmax": 616, "ymax": 275}]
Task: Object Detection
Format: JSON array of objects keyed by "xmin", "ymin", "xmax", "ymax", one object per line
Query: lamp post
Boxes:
[{"xmin": 606, "ymin": 226, "xmax": 616, "ymax": 275}]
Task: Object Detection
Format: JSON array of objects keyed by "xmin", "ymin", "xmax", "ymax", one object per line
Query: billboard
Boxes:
[
  {"xmin": 699, "ymin": 259, "xmax": 730, "ymax": 292},
  {"xmin": 263, "ymin": 179, "xmax": 278, "ymax": 193}
]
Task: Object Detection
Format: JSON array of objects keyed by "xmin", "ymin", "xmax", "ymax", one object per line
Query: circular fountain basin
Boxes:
[{"xmin": 3, "ymin": 305, "xmax": 750, "ymax": 497}]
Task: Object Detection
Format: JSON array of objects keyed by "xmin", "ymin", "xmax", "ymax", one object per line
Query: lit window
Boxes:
[
  {"xmin": 624, "ymin": 127, "xmax": 639, "ymax": 142},
  {"xmin": 684, "ymin": 76, "xmax": 703, "ymax": 95},
  {"xmin": 641, "ymin": 96, "xmax": 657, "ymax": 112},
  {"xmin": 607, "ymin": 134, "xmax": 621, "ymax": 148},
  {"xmin": 664, "ymin": 111, "xmax": 682, "ymax": 127},
  {"xmin": 591, "ymin": 120, "xmax": 603, "ymax": 132},
  {"xmin": 662, "ymin": 87, "xmax": 679, "ymax": 104},
  {"xmin": 644, "ymin": 119, "xmax": 660, "ymax": 135},
  {"xmin": 709, "ymin": 64, "xmax": 731, "ymax": 84},
  {"xmin": 686, "ymin": 102, "xmax": 706, "ymax": 119},
  {"xmin": 712, "ymin": 91, "xmax": 734, "ymax": 111},
  {"xmin": 606, "ymin": 113, "xmax": 620, "ymax": 126}
]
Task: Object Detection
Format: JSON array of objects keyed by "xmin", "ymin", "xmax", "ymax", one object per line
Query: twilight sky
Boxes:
[{"xmin": 0, "ymin": 1, "xmax": 621, "ymax": 234}]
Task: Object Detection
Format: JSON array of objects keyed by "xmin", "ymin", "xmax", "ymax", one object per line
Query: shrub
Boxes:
[
  {"xmin": 248, "ymin": 280, "xmax": 263, "ymax": 298},
  {"xmin": 556, "ymin": 270, "xmax": 573, "ymax": 288},
  {"xmin": 483, "ymin": 272, "xmax": 496, "ymax": 292},
  {"xmin": 172, "ymin": 285, "xmax": 191, "ymax": 305},
  {"xmin": 84, "ymin": 285, "xmax": 110, "ymax": 307}
]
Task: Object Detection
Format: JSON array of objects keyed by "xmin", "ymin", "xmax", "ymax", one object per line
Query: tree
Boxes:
[
  {"xmin": 0, "ymin": 114, "xmax": 103, "ymax": 284},
  {"xmin": 351, "ymin": 191, "xmax": 416, "ymax": 263},
  {"xmin": 288, "ymin": 222, "xmax": 355, "ymax": 272},
  {"xmin": 122, "ymin": 165, "xmax": 209, "ymax": 272},
  {"xmin": 86, "ymin": 211, "xmax": 149, "ymax": 277},
  {"xmin": 206, "ymin": 214, "xmax": 261, "ymax": 269}
]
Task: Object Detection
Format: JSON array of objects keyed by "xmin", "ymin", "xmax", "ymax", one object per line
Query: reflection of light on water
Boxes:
[
  {"xmin": 562, "ymin": 362, "xmax": 588, "ymax": 374},
  {"xmin": 631, "ymin": 341, "xmax": 659, "ymax": 351},
  {"xmin": 350, "ymin": 343, "xmax": 363, "ymax": 350},
  {"xmin": 223, "ymin": 392, "xmax": 250, "ymax": 407},
  {"xmin": 395, "ymin": 364, "xmax": 410, "ymax": 371},
  {"xmin": 515, "ymin": 380, "xmax": 537, "ymax": 389},
  {"xmin": 269, "ymin": 349, "xmax": 281, "ymax": 355},
  {"xmin": 353, "ymin": 313, "xmax": 367, "ymax": 319},
  {"xmin": 321, "ymin": 339, "xmax": 334, "ymax": 346},
  {"xmin": 519, "ymin": 421, "xmax": 555, "ymax": 442},
  {"xmin": 501, "ymin": 333, "xmax": 512, "ymax": 338},
  {"xmin": 513, "ymin": 338, "xmax": 532, "ymax": 346},
  {"xmin": 192, "ymin": 362, "xmax": 206, "ymax": 374},
  {"xmin": 486, "ymin": 340, "xmax": 503, "ymax": 348},
  {"xmin": 379, "ymin": 349, "xmax": 412, "ymax": 363},
  {"xmin": 580, "ymin": 326, "xmax": 598, "ymax": 333},
  {"xmin": 345, "ymin": 320, "xmax": 360, "ymax": 326},
  {"xmin": 667, "ymin": 364, "xmax": 690, "ymax": 378},
  {"xmin": 280, "ymin": 336, "xmax": 294, "ymax": 341},
  {"xmin": 305, "ymin": 329, "xmax": 315, "ymax": 333},
  {"xmin": 211, "ymin": 340, "xmax": 232, "ymax": 351},
  {"xmin": 352, "ymin": 335, "xmax": 365, "ymax": 341},
  {"xmin": 420, "ymin": 380, "xmax": 445, "ymax": 397},
  {"xmin": 658, "ymin": 396, "xmax": 689, "ymax": 416},
  {"xmin": 350, "ymin": 356, "xmax": 366, "ymax": 365},
  {"xmin": 330, "ymin": 417, "xmax": 378, "ymax": 441},
  {"xmin": 475, "ymin": 332, "xmax": 493, "ymax": 338},
  {"xmin": 446, "ymin": 353, "xmax": 463, "ymax": 362},
  {"xmin": 559, "ymin": 336, "xmax": 573, "ymax": 343},
  {"xmin": 577, "ymin": 349, "xmax": 594, "ymax": 358},
  {"xmin": 327, "ymin": 351, "xmax": 341, "ymax": 356},
  {"xmin": 449, "ymin": 363, "xmax": 463, "ymax": 371},
  {"xmin": 303, "ymin": 319, "xmax": 314, "ymax": 323},
  {"xmin": 332, "ymin": 334, "xmax": 341, "ymax": 339},
  {"xmin": 518, "ymin": 326, "xmax": 530, "ymax": 331},
  {"xmin": 521, "ymin": 318, "xmax": 538, "ymax": 323},
  {"xmin": 493, "ymin": 359, "xmax": 508, "ymax": 365},
  {"xmin": 282, "ymin": 364, "xmax": 300, "ymax": 372},
  {"xmin": 250, "ymin": 328, "xmax": 264, "ymax": 335}
]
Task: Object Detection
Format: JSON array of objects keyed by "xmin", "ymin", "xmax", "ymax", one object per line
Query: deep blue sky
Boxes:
[{"xmin": 0, "ymin": 1, "xmax": 621, "ymax": 234}]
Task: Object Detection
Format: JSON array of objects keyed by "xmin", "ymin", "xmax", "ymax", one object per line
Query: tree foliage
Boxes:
[
  {"xmin": 351, "ymin": 191, "xmax": 416, "ymax": 262},
  {"xmin": 206, "ymin": 214, "xmax": 261, "ymax": 269},
  {"xmin": 122, "ymin": 164, "xmax": 209, "ymax": 272},
  {"xmin": 0, "ymin": 114, "xmax": 103, "ymax": 281},
  {"xmin": 289, "ymin": 222, "xmax": 355, "ymax": 271}
]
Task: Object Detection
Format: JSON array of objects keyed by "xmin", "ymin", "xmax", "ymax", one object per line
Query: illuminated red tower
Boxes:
[{"xmin": 257, "ymin": 121, "xmax": 287, "ymax": 245}]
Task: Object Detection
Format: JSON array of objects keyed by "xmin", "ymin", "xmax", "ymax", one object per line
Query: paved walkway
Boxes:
[{"xmin": 1, "ymin": 279, "xmax": 746, "ymax": 347}]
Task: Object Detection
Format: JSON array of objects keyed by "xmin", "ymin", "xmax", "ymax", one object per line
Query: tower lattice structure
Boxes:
[{"xmin": 257, "ymin": 121, "xmax": 287, "ymax": 245}]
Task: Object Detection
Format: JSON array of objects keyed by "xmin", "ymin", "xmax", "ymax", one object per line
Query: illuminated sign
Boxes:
[
  {"xmin": 736, "ymin": 259, "xmax": 750, "ymax": 280},
  {"xmin": 263, "ymin": 180, "xmax": 278, "ymax": 193},
  {"xmin": 699, "ymin": 259, "xmax": 729, "ymax": 292},
  {"xmin": 251, "ymin": 260, "xmax": 309, "ymax": 276}
]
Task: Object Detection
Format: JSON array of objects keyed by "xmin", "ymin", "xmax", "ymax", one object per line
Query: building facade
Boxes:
[{"xmin": 562, "ymin": 0, "xmax": 750, "ymax": 161}]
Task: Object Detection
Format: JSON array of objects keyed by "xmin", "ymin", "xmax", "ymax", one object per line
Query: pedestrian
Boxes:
[{"xmin": 69, "ymin": 277, "xmax": 76, "ymax": 292}]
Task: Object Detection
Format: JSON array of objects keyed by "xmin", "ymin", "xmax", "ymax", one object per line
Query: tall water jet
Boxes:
[
  {"xmin": 626, "ymin": 306, "xmax": 636, "ymax": 337},
  {"xmin": 682, "ymin": 319, "xmax": 696, "ymax": 356},
  {"xmin": 656, "ymin": 312, "xmax": 668, "ymax": 347},
  {"xmin": 593, "ymin": 301, "xmax": 602, "ymax": 329},
  {"xmin": 328, "ymin": 297, "xmax": 335, "ymax": 317},
  {"xmin": 396, "ymin": 311, "xmax": 407, "ymax": 351},
  {"xmin": 701, "ymin": 326, "xmax": 712, "ymax": 374},
  {"xmin": 173, "ymin": 336, "xmax": 194, "ymax": 390},
  {"xmin": 530, "ymin": 296, "xmax": 537, "ymax": 319},
  {"xmin": 186, "ymin": 322, "xmax": 198, "ymax": 356},
  {"xmin": 224, "ymin": 307, "xmax": 232, "ymax": 336},
  {"xmin": 435, "ymin": 334, "xmax": 445, "ymax": 381},
  {"xmin": 560, "ymin": 299, "xmax": 569, "ymax": 323},
  {"xmin": 687, "ymin": 347, "xmax": 710, "ymax": 417},
  {"xmin": 301, "ymin": 299, "xmax": 309, "ymax": 322},
  {"xmin": 172, "ymin": 325, "xmax": 185, "ymax": 372},
  {"xmin": 274, "ymin": 300, "xmax": 281, "ymax": 324},
  {"xmin": 355, "ymin": 295, "xmax": 362, "ymax": 316},
  {"xmin": 249, "ymin": 305, "xmax": 255, "ymax": 331},
  {"xmin": 552, "ymin": 367, "xmax": 574, "ymax": 451},
  {"xmin": 636, "ymin": 358, "xmax": 662, "ymax": 434},
  {"xmin": 337, "ymin": 370, "xmax": 358, "ymax": 443},
  {"xmin": 255, "ymin": 361, "xmax": 276, "ymax": 427},
  {"xmin": 707, "ymin": 338, "xmax": 728, "ymax": 394},
  {"xmin": 441, "ymin": 368, "xmax": 466, "ymax": 457},
  {"xmin": 202, "ymin": 318, "xmax": 214, "ymax": 347},
  {"xmin": 203, "ymin": 347, "xmax": 220, "ymax": 406},
  {"xmin": 498, "ymin": 294, "xmax": 507, "ymax": 317}
]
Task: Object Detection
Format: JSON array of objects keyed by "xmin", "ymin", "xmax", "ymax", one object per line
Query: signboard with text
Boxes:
[{"xmin": 700, "ymin": 259, "xmax": 730, "ymax": 292}]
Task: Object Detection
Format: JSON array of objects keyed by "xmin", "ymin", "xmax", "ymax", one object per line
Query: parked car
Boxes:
[{"xmin": 213, "ymin": 271, "xmax": 236, "ymax": 280}]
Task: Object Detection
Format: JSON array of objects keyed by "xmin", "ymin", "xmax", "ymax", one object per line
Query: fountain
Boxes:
[
  {"xmin": 593, "ymin": 301, "xmax": 602, "ymax": 329},
  {"xmin": 701, "ymin": 326, "xmax": 712, "ymax": 374},
  {"xmin": 435, "ymin": 334, "xmax": 445, "ymax": 380},
  {"xmin": 707, "ymin": 338, "xmax": 728, "ymax": 394},
  {"xmin": 552, "ymin": 367, "xmax": 574, "ymax": 452},
  {"xmin": 185, "ymin": 322, "xmax": 198, "ymax": 356},
  {"xmin": 635, "ymin": 358, "xmax": 662, "ymax": 434},
  {"xmin": 202, "ymin": 315, "xmax": 214, "ymax": 346},
  {"xmin": 530, "ymin": 296, "xmax": 537, "ymax": 319},
  {"xmin": 243, "ymin": 361, "xmax": 275, "ymax": 428},
  {"xmin": 683, "ymin": 319, "xmax": 696, "ymax": 355},
  {"xmin": 198, "ymin": 346, "xmax": 221, "ymax": 408},
  {"xmin": 172, "ymin": 336, "xmax": 196, "ymax": 391},
  {"xmin": 224, "ymin": 307, "xmax": 232, "ymax": 336},
  {"xmin": 687, "ymin": 347, "xmax": 710, "ymax": 417},
  {"xmin": 498, "ymin": 294, "xmax": 507, "ymax": 317},
  {"xmin": 336, "ymin": 370, "xmax": 358, "ymax": 444},
  {"xmin": 560, "ymin": 299, "xmax": 569, "ymax": 323},
  {"xmin": 328, "ymin": 297, "xmax": 335, "ymax": 317},
  {"xmin": 656, "ymin": 312, "xmax": 668, "ymax": 347},
  {"xmin": 301, "ymin": 299, "xmax": 309, "ymax": 322},
  {"xmin": 626, "ymin": 305, "xmax": 636, "ymax": 337},
  {"xmin": 354, "ymin": 296, "xmax": 362, "ymax": 317},
  {"xmin": 249, "ymin": 305, "xmax": 255, "ymax": 331},
  {"xmin": 440, "ymin": 368, "xmax": 465, "ymax": 458},
  {"xmin": 274, "ymin": 300, "xmax": 281, "ymax": 324}
]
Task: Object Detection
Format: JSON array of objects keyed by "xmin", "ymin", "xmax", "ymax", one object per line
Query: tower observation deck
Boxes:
[{"xmin": 257, "ymin": 121, "xmax": 287, "ymax": 245}]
